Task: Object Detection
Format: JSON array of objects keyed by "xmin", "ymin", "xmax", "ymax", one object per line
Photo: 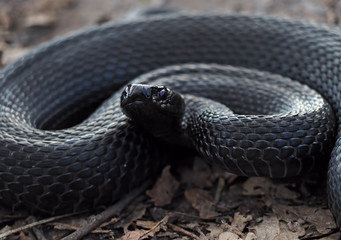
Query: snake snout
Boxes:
[{"xmin": 120, "ymin": 84, "xmax": 151, "ymax": 107}]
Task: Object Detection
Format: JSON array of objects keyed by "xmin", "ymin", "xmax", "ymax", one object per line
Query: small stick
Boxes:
[
  {"xmin": 139, "ymin": 215, "xmax": 169, "ymax": 238},
  {"xmin": 195, "ymin": 226, "xmax": 209, "ymax": 240},
  {"xmin": 168, "ymin": 223, "xmax": 200, "ymax": 240},
  {"xmin": 27, "ymin": 216, "xmax": 47, "ymax": 240},
  {"xmin": 0, "ymin": 212, "xmax": 84, "ymax": 240},
  {"xmin": 49, "ymin": 222, "xmax": 113, "ymax": 234},
  {"xmin": 61, "ymin": 181, "xmax": 151, "ymax": 240}
]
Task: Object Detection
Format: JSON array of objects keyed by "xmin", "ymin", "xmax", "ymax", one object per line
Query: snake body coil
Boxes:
[{"xmin": 0, "ymin": 14, "xmax": 341, "ymax": 225}]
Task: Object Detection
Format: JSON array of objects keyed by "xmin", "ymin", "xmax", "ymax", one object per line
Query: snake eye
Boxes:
[
  {"xmin": 157, "ymin": 87, "xmax": 169, "ymax": 100},
  {"xmin": 159, "ymin": 89, "xmax": 166, "ymax": 97},
  {"xmin": 151, "ymin": 86, "xmax": 170, "ymax": 101}
]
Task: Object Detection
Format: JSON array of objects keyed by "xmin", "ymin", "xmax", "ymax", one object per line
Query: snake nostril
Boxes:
[{"xmin": 122, "ymin": 85, "xmax": 131, "ymax": 99}]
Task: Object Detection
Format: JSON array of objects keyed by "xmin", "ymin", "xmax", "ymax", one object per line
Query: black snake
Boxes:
[{"xmin": 0, "ymin": 13, "xmax": 341, "ymax": 227}]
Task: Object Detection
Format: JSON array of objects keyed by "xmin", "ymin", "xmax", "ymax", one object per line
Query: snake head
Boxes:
[{"xmin": 120, "ymin": 83, "xmax": 185, "ymax": 138}]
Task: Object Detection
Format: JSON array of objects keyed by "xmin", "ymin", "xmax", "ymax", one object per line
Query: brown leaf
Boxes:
[
  {"xmin": 156, "ymin": 231, "xmax": 179, "ymax": 238},
  {"xmin": 277, "ymin": 220, "xmax": 305, "ymax": 240},
  {"xmin": 273, "ymin": 184, "xmax": 300, "ymax": 200},
  {"xmin": 136, "ymin": 220, "xmax": 157, "ymax": 229},
  {"xmin": 184, "ymin": 222, "xmax": 200, "ymax": 229},
  {"xmin": 273, "ymin": 203, "xmax": 336, "ymax": 235},
  {"xmin": 293, "ymin": 206, "xmax": 336, "ymax": 234},
  {"xmin": 138, "ymin": 216, "xmax": 169, "ymax": 239},
  {"xmin": 206, "ymin": 223, "xmax": 225, "ymax": 239},
  {"xmin": 148, "ymin": 207, "xmax": 167, "ymax": 221},
  {"xmin": 231, "ymin": 212, "xmax": 252, "ymax": 232},
  {"xmin": 252, "ymin": 215, "xmax": 280, "ymax": 240},
  {"xmin": 217, "ymin": 185, "xmax": 244, "ymax": 210},
  {"xmin": 135, "ymin": 218, "xmax": 168, "ymax": 236},
  {"xmin": 116, "ymin": 203, "xmax": 147, "ymax": 233},
  {"xmin": 119, "ymin": 230, "xmax": 142, "ymax": 240},
  {"xmin": 243, "ymin": 177, "xmax": 299, "ymax": 200},
  {"xmin": 19, "ymin": 231, "xmax": 28, "ymax": 240},
  {"xmin": 272, "ymin": 203, "xmax": 298, "ymax": 223},
  {"xmin": 184, "ymin": 188, "xmax": 219, "ymax": 219},
  {"xmin": 242, "ymin": 177, "xmax": 271, "ymax": 196},
  {"xmin": 35, "ymin": 0, "xmax": 76, "ymax": 11},
  {"xmin": 120, "ymin": 216, "xmax": 169, "ymax": 240},
  {"xmin": 272, "ymin": 204, "xmax": 306, "ymax": 237},
  {"xmin": 2, "ymin": 47, "xmax": 30, "ymax": 66},
  {"xmin": 181, "ymin": 158, "xmax": 213, "ymax": 188},
  {"xmin": 24, "ymin": 12, "xmax": 56, "ymax": 28},
  {"xmin": 245, "ymin": 232, "xmax": 257, "ymax": 240},
  {"xmin": 218, "ymin": 231, "xmax": 242, "ymax": 240},
  {"xmin": 181, "ymin": 168, "xmax": 213, "ymax": 188},
  {"xmin": 146, "ymin": 165, "xmax": 179, "ymax": 207},
  {"xmin": 0, "ymin": 10, "xmax": 12, "ymax": 30}
]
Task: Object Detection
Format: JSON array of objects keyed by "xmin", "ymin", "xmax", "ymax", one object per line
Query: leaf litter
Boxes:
[{"xmin": 0, "ymin": 0, "xmax": 340, "ymax": 239}]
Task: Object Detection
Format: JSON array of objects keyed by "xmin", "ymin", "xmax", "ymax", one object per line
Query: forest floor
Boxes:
[{"xmin": 0, "ymin": 0, "xmax": 341, "ymax": 239}]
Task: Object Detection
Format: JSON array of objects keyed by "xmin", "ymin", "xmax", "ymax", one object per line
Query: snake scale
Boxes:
[{"xmin": 0, "ymin": 13, "xmax": 341, "ymax": 226}]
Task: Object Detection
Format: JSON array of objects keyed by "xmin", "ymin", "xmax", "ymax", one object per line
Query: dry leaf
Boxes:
[
  {"xmin": 181, "ymin": 158, "xmax": 213, "ymax": 188},
  {"xmin": 184, "ymin": 188, "xmax": 219, "ymax": 219},
  {"xmin": 206, "ymin": 223, "xmax": 225, "ymax": 239},
  {"xmin": 277, "ymin": 221, "xmax": 304, "ymax": 240},
  {"xmin": 243, "ymin": 177, "xmax": 299, "ymax": 200},
  {"xmin": 137, "ymin": 216, "xmax": 169, "ymax": 239},
  {"xmin": 274, "ymin": 184, "xmax": 300, "ymax": 200},
  {"xmin": 24, "ymin": 12, "xmax": 56, "ymax": 28},
  {"xmin": 293, "ymin": 206, "xmax": 336, "ymax": 234},
  {"xmin": 2, "ymin": 47, "xmax": 30, "ymax": 65},
  {"xmin": 35, "ymin": 0, "xmax": 76, "ymax": 11},
  {"xmin": 218, "ymin": 231, "xmax": 242, "ymax": 240},
  {"xmin": 232, "ymin": 212, "xmax": 252, "ymax": 232},
  {"xmin": 252, "ymin": 215, "xmax": 280, "ymax": 240},
  {"xmin": 119, "ymin": 230, "xmax": 142, "ymax": 240},
  {"xmin": 19, "ymin": 231, "xmax": 29, "ymax": 240},
  {"xmin": 272, "ymin": 203, "xmax": 298, "ymax": 223},
  {"xmin": 181, "ymin": 168, "xmax": 213, "ymax": 188},
  {"xmin": 136, "ymin": 220, "xmax": 158, "ymax": 229},
  {"xmin": 272, "ymin": 203, "xmax": 306, "ymax": 237},
  {"xmin": 157, "ymin": 231, "xmax": 179, "ymax": 238},
  {"xmin": 148, "ymin": 207, "xmax": 167, "ymax": 221},
  {"xmin": 243, "ymin": 177, "xmax": 271, "ymax": 196},
  {"xmin": 0, "ymin": 10, "xmax": 12, "ymax": 30},
  {"xmin": 146, "ymin": 165, "xmax": 179, "ymax": 207},
  {"xmin": 118, "ymin": 204, "xmax": 147, "ymax": 233},
  {"xmin": 245, "ymin": 232, "xmax": 257, "ymax": 240},
  {"xmin": 273, "ymin": 203, "xmax": 336, "ymax": 235}
]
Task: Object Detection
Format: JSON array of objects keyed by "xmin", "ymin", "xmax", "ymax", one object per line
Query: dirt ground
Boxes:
[{"xmin": 0, "ymin": 0, "xmax": 341, "ymax": 239}]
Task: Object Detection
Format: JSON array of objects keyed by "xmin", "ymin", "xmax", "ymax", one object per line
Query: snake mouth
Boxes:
[
  {"xmin": 120, "ymin": 99, "xmax": 145, "ymax": 119},
  {"xmin": 120, "ymin": 99, "xmax": 144, "ymax": 108}
]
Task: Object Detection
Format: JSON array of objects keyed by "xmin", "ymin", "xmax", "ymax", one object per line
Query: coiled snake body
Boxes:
[{"xmin": 0, "ymin": 14, "xmax": 341, "ymax": 226}]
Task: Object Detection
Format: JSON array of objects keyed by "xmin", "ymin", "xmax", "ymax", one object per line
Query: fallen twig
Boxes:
[
  {"xmin": 139, "ymin": 215, "xmax": 169, "ymax": 238},
  {"xmin": 0, "ymin": 212, "xmax": 84, "ymax": 240},
  {"xmin": 168, "ymin": 223, "xmax": 200, "ymax": 240},
  {"xmin": 27, "ymin": 216, "xmax": 47, "ymax": 240},
  {"xmin": 61, "ymin": 181, "xmax": 151, "ymax": 240},
  {"xmin": 49, "ymin": 222, "xmax": 114, "ymax": 234},
  {"xmin": 195, "ymin": 226, "xmax": 209, "ymax": 240}
]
